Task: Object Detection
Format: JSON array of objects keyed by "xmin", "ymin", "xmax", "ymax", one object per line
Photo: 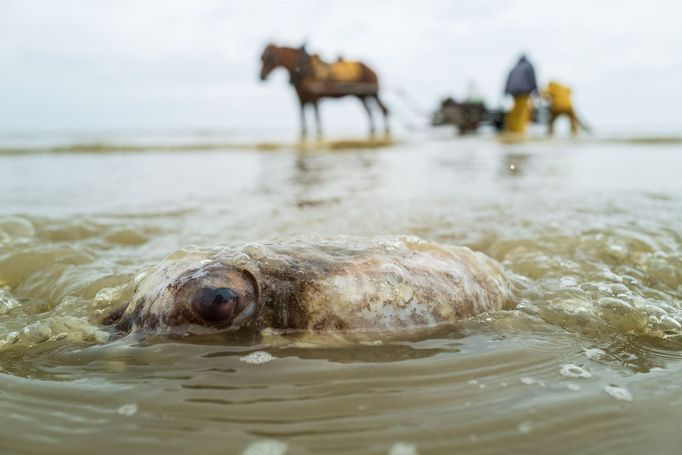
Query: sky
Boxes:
[{"xmin": 1, "ymin": 0, "xmax": 681, "ymax": 135}]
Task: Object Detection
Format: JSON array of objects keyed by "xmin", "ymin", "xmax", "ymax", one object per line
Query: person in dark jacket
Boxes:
[{"xmin": 504, "ymin": 55, "xmax": 538, "ymax": 134}]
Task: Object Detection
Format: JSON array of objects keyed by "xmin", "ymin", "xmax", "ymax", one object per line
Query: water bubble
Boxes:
[
  {"xmin": 604, "ymin": 385, "xmax": 633, "ymax": 402},
  {"xmin": 598, "ymin": 297, "xmax": 634, "ymax": 313},
  {"xmin": 263, "ymin": 256, "xmax": 289, "ymax": 270},
  {"xmin": 50, "ymin": 333, "xmax": 68, "ymax": 342},
  {"xmin": 240, "ymin": 351, "xmax": 274, "ymax": 364},
  {"xmin": 2, "ymin": 331, "xmax": 19, "ymax": 346},
  {"xmin": 0, "ymin": 289, "xmax": 19, "ymax": 314},
  {"xmin": 22, "ymin": 322, "xmax": 52, "ymax": 343},
  {"xmin": 93, "ymin": 330, "xmax": 110, "ymax": 343},
  {"xmin": 242, "ymin": 440, "xmax": 287, "ymax": 455},
  {"xmin": 560, "ymin": 364, "xmax": 592, "ymax": 379},
  {"xmin": 518, "ymin": 421, "xmax": 533, "ymax": 434},
  {"xmin": 560, "ymin": 276, "xmax": 578, "ymax": 288},
  {"xmin": 134, "ymin": 271, "xmax": 148, "ymax": 284},
  {"xmin": 117, "ymin": 403, "xmax": 138, "ymax": 416},
  {"xmin": 232, "ymin": 253, "xmax": 252, "ymax": 267},
  {"xmin": 389, "ymin": 442, "xmax": 419, "ymax": 455},
  {"xmin": 605, "ymin": 242, "xmax": 628, "ymax": 260},
  {"xmin": 380, "ymin": 263, "xmax": 405, "ymax": 286},
  {"xmin": 520, "ymin": 377, "xmax": 546, "ymax": 387},
  {"xmin": 583, "ymin": 348, "xmax": 606, "ymax": 360},
  {"xmin": 95, "ymin": 287, "xmax": 122, "ymax": 305},
  {"xmin": 241, "ymin": 243, "xmax": 269, "ymax": 260},
  {"xmin": 376, "ymin": 237, "xmax": 402, "ymax": 252},
  {"xmin": 516, "ymin": 300, "xmax": 538, "ymax": 315},
  {"xmin": 658, "ymin": 315, "xmax": 681, "ymax": 333}
]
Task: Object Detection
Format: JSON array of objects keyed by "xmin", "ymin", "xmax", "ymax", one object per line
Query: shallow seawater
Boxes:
[{"xmin": 1, "ymin": 133, "xmax": 681, "ymax": 454}]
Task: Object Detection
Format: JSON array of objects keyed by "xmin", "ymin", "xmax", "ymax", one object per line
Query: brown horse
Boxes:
[{"xmin": 259, "ymin": 43, "xmax": 390, "ymax": 139}]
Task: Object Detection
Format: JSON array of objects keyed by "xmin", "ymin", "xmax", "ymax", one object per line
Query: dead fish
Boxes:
[{"xmin": 103, "ymin": 236, "xmax": 513, "ymax": 336}]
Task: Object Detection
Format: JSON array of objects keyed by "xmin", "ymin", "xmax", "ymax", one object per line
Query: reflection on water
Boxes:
[
  {"xmin": 1, "ymin": 134, "xmax": 682, "ymax": 453},
  {"xmin": 501, "ymin": 152, "xmax": 530, "ymax": 176}
]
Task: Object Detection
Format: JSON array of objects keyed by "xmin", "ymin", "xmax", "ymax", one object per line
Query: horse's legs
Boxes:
[
  {"xmin": 312, "ymin": 101, "xmax": 322, "ymax": 140},
  {"xmin": 359, "ymin": 96, "xmax": 376, "ymax": 138},
  {"xmin": 372, "ymin": 95, "xmax": 391, "ymax": 136},
  {"xmin": 299, "ymin": 102, "xmax": 308, "ymax": 140}
]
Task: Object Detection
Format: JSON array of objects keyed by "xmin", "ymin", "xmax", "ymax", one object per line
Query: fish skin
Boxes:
[{"xmin": 104, "ymin": 236, "xmax": 514, "ymax": 336}]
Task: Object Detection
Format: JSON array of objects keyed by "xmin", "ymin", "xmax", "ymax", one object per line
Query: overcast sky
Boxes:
[{"xmin": 1, "ymin": 0, "xmax": 681, "ymax": 135}]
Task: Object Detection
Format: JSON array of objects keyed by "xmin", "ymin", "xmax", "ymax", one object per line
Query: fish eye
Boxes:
[{"xmin": 191, "ymin": 287, "xmax": 239, "ymax": 323}]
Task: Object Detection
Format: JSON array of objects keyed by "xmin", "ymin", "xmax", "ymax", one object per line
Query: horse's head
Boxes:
[{"xmin": 260, "ymin": 44, "xmax": 279, "ymax": 81}]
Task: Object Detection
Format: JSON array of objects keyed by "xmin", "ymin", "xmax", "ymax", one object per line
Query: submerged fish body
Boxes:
[{"xmin": 105, "ymin": 236, "xmax": 513, "ymax": 335}]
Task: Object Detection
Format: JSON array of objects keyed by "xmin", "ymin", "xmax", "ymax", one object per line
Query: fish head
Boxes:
[{"xmin": 104, "ymin": 260, "xmax": 259, "ymax": 336}]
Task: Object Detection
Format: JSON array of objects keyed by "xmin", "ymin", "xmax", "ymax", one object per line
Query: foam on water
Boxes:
[
  {"xmin": 117, "ymin": 403, "xmax": 138, "ymax": 417},
  {"xmin": 604, "ymin": 385, "xmax": 634, "ymax": 402},
  {"xmin": 240, "ymin": 351, "xmax": 275, "ymax": 364},
  {"xmin": 560, "ymin": 364, "xmax": 593, "ymax": 379}
]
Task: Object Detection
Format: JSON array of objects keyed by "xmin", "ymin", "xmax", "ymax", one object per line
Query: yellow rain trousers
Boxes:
[
  {"xmin": 543, "ymin": 82, "xmax": 579, "ymax": 135},
  {"xmin": 505, "ymin": 94, "xmax": 531, "ymax": 134}
]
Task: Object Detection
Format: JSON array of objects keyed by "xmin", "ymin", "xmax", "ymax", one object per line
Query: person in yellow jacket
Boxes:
[{"xmin": 542, "ymin": 81, "xmax": 579, "ymax": 135}]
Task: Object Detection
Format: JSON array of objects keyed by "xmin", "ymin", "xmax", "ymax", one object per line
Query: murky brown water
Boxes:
[{"xmin": 1, "ymin": 133, "xmax": 681, "ymax": 454}]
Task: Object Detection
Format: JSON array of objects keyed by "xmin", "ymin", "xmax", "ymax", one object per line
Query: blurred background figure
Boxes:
[
  {"xmin": 259, "ymin": 42, "xmax": 390, "ymax": 140},
  {"xmin": 430, "ymin": 94, "xmax": 488, "ymax": 135},
  {"xmin": 464, "ymin": 80, "xmax": 483, "ymax": 103},
  {"xmin": 542, "ymin": 81, "xmax": 582, "ymax": 136},
  {"xmin": 503, "ymin": 55, "xmax": 538, "ymax": 135}
]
